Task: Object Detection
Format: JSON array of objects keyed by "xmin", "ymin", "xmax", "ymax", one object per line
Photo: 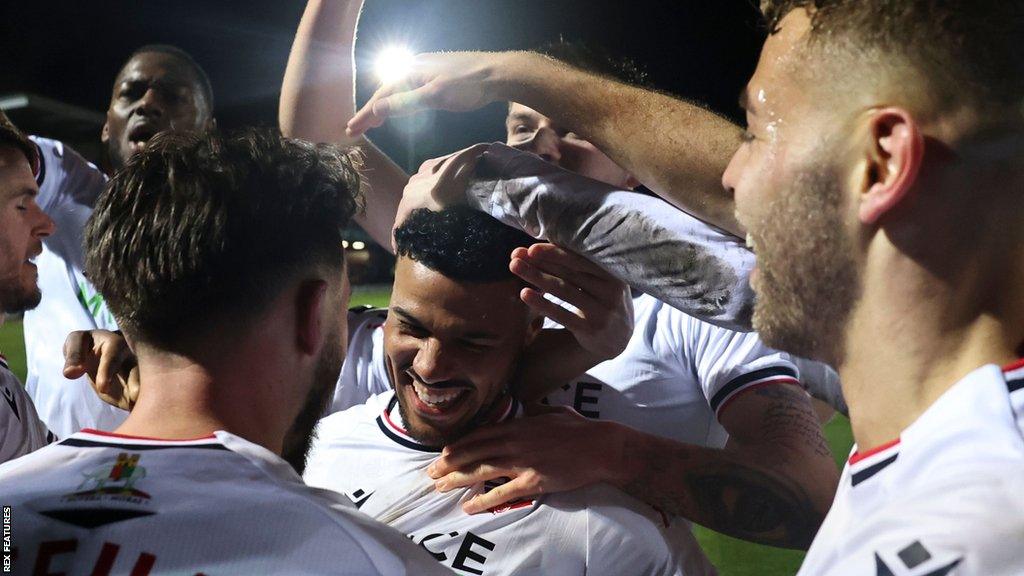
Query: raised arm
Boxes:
[
  {"xmin": 402, "ymin": 144, "xmax": 754, "ymax": 331},
  {"xmin": 280, "ymin": 0, "xmax": 410, "ymax": 250},
  {"xmin": 348, "ymin": 51, "xmax": 744, "ymax": 236}
]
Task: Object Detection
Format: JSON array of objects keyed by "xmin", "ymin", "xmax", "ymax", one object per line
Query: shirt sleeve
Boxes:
[
  {"xmin": 0, "ymin": 370, "xmax": 56, "ymax": 464},
  {"xmin": 329, "ymin": 307, "xmax": 391, "ymax": 415},
  {"xmin": 30, "ymin": 136, "xmax": 106, "ymax": 217},
  {"xmin": 466, "ymin": 143, "xmax": 755, "ymax": 332},
  {"xmin": 684, "ymin": 315, "xmax": 801, "ymax": 421}
]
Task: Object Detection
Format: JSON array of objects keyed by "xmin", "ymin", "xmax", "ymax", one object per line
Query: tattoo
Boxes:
[
  {"xmin": 683, "ymin": 466, "xmax": 821, "ymax": 549},
  {"xmin": 622, "ymin": 384, "xmax": 833, "ymax": 549},
  {"xmin": 755, "ymin": 385, "xmax": 833, "ymax": 459}
]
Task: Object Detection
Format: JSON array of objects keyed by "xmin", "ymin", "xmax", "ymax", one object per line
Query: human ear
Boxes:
[
  {"xmin": 858, "ymin": 108, "xmax": 924, "ymax": 224},
  {"xmin": 295, "ymin": 280, "xmax": 329, "ymax": 356}
]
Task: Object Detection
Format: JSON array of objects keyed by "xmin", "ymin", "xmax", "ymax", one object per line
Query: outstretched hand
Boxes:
[
  {"xmin": 427, "ymin": 406, "xmax": 627, "ymax": 514},
  {"xmin": 348, "ymin": 51, "xmax": 520, "ymax": 137},
  {"xmin": 63, "ymin": 329, "xmax": 139, "ymax": 411}
]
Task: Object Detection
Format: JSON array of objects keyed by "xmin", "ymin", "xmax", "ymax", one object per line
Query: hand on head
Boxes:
[
  {"xmin": 392, "ymin": 143, "xmax": 491, "ymax": 250},
  {"xmin": 511, "ymin": 243, "xmax": 633, "ymax": 361}
]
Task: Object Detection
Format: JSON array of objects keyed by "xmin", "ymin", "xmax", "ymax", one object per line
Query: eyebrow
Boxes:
[
  {"xmin": 391, "ymin": 306, "xmax": 503, "ymax": 342},
  {"xmin": 3, "ymin": 185, "xmax": 38, "ymax": 202}
]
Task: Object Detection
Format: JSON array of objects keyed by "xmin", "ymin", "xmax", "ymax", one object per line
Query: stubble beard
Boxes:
[
  {"xmin": 751, "ymin": 158, "xmax": 861, "ymax": 367},
  {"xmin": 281, "ymin": 331, "xmax": 345, "ymax": 475}
]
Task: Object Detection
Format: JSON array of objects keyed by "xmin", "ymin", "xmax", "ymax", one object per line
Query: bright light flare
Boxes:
[{"xmin": 375, "ymin": 46, "xmax": 415, "ymax": 84}]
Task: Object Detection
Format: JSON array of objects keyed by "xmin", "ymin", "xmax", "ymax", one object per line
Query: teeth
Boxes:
[
  {"xmin": 745, "ymin": 233, "xmax": 756, "ymax": 250},
  {"xmin": 412, "ymin": 381, "xmax": 465, "ymax": 407}
]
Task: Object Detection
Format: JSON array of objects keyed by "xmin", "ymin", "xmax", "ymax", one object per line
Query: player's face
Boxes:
[
  {"xmin": 384, "ymin": 257, "xmax": 538, "ymax": 446},
  {"xmin": 282, "ymin": 259, "xmax": 351, "ymax": 473},
  {"xmin": 0, "ymin": 146, "xmax": 54, "ymax": 315},
  {"xmin": 506, "ymin": 103, "xmax": 638, "ymax": 188},
  {"xmin": 724, "ymin": 9, "xmax": 861, "ymax": 364},
  {"xmin": 102, "ymin": 52, "xmax": 209, "ymax": 170}
]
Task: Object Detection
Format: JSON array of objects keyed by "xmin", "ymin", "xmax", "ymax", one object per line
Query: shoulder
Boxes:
[
  {"xmin": 28, "ymin": 136, "xmax": 106, "ymax": 188},
  {"xmin": 832, "ymin": 470, "xmax": 1024, "ymax": 575}
]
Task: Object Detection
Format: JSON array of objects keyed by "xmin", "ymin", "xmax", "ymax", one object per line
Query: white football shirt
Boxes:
[
  {"xmin": 798, "ymin": 361, "xmax": 1024, "ymax": 576},
  {"xmin": 542, "ymin": 292, "xmax": 810, "ymax": 446},
  {"xmin": 0, "ymin": 427, "xmax": 452, "ymax": 575},
  {"xmin": 0, "ymin": 354, "xmax": 54, "ymax": 464},
  {"xmin": 23, "ymin": 137, "xmax": 123, "ymax": 439},
  {"xmin": 307, "ymin": 391, "xmax": 717, "ymax": 576}
]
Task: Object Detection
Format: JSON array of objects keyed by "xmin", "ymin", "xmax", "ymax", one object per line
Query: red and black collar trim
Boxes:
[
  {"xmin": 1003, "ymin": 358, "xmax": 1024, "ymax": 393},
  {"xmin": 61, "ymin": 429, "xmax": 228, "ymax": 452},
  {"xmin": 849, "ymin": 438, "xmax": 900, "ymax": 487}
]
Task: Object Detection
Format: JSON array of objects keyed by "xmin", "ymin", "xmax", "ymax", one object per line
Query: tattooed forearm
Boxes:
[
  {"xmin": 622, "ymin": 446, "xmax": 824, "ymax": 549},
  {"xmin": 616, "ymin": 383, "xmax": 838, "ymax": 550},
  {"xmin": 754, "ymin": 385, "xmax": 833, "ymax": 459}
]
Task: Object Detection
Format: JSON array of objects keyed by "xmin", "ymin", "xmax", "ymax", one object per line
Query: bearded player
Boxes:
[{"xmin": 348, "ymin": 0, "xmax": 1024, "ymax": 572}]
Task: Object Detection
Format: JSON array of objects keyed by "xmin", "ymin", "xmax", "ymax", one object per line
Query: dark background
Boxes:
[{"xmin": 0, "ymin": 0, "xmax": 764, "ymax": 172}]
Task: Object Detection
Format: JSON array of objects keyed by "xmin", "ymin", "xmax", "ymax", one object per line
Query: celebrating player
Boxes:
[
  {"xmin": 26, "ymin": 45, "xmax": 214, "ymax": 439},
  {"xmin": 347, "ymin": 0, "xmax": 1024, "ymax": 573},
  {"xmin": 0, "ymin": 111, "xmax": 56, "ymax": 464},
  {"xmin": 0, "ymin": 128, "xmax": 451, "ymax": 575},
  {"xmin": 280, "ymin": 0, "xmax": 840, "ymax": 551},
  {"xmin": 305, "ymin": 206, "xmax": 716, "ymax": 575}
]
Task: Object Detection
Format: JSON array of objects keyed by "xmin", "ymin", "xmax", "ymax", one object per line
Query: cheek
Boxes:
[{"xmin": 565, "ymin": 142, "xmax": 628, "ymax": 185}]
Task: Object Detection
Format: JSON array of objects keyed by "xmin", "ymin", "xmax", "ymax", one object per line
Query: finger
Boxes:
[
  {"xmin": 346, "ymin": 82, "xmax": 402, "ymax": 136},
  {"xmin": 62, "ymin": 330, "xmax": 94, "ymax": 377},
  {"xmin": 519, "ymin": 288, "xmax": 585, "ymax": 332},
  {"xmin": 510, "ymin": 258, "xmax": 601, "ymax": 312},
  {"xmin": 351, "ymin": 83, "xmax": 437, "ymax": 136},
  {"xmin": 433, "ymin": 462, "xmax": 515, "ymax": 492},
  {"xmin": 95, "ymin": 340, "xmax": 131, "ymax": 393},
  {"xmin": 126, "ymin": 367, "xmax": 141, "ymax": 410},
  {"xmin": 526, "ymin": 243, "xmax": 616, "ymax": 280},
  {"xmin": 463, "ymin": 477, "xmax": 539, "ymax": 515}
]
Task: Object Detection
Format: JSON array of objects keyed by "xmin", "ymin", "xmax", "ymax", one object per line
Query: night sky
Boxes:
[{"xmin": 0, "ymin": 0, "xmax": 764, "ymax": 170}]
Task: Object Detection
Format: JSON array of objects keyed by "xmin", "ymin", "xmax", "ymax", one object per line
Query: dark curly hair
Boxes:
[
  {"xmin": 85, "ymin": 127, "xmax": 362, "ymax": 347},
  {"xmin": 394, "ymin": 207, "xmax": 537, "ymax": 283}
]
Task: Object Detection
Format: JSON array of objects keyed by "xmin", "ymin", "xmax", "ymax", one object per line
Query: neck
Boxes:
[
  {"xmin": 115, "ymin": 345, "xmax": 292, "ymax": 455},
  {"xmin": 838, "ymin": 247, "xmax": 1024, "ymax": 452}
]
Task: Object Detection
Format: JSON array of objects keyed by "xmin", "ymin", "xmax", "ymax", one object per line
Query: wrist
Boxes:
[{"xmin": 595, "ymin": 420, "xmax": 638, "ymax": 488}]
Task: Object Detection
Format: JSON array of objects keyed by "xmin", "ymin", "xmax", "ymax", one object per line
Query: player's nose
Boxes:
[
  {"xmin": 412, "ymin": 339, "xmax": 458, "ymax": 384},
  {"xmin": 513, "ymin": 128, "xmax": 562, "ymax": 165},
  {"xmin": 136, "ymin": 88, "xmax": 166, "ymax": 117}
]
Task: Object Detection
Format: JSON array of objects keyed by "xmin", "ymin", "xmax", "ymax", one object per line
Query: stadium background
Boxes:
[{"xmin": 0, "ymin": 1, "xmax": 855, "ymax": 573}]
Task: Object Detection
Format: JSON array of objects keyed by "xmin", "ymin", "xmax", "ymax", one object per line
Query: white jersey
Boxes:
[
  {"xmin": 306, "ymin": 391, "xmax": 716, "ymax": 576},
  {"xmin": 329, "ymin": 300, "xmax": 818, "ymax": 447},
  {"xmin": 798, "ymin": 361, "xmax": 1024, "ymax": 576},
  {"xmin": 543, "ymin": 292, "xmax": 813, "ymax": 446},
  {"xmin": 0, "ymin": 428, "xmax": 452, "ymax": 575},
  {"xmin": 0, "ymin": 354, "xmax": 53, "ymax": 464},
  {"xmin": 23, "ymin": 137, "xmax": 122, "ymax": 439}
]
